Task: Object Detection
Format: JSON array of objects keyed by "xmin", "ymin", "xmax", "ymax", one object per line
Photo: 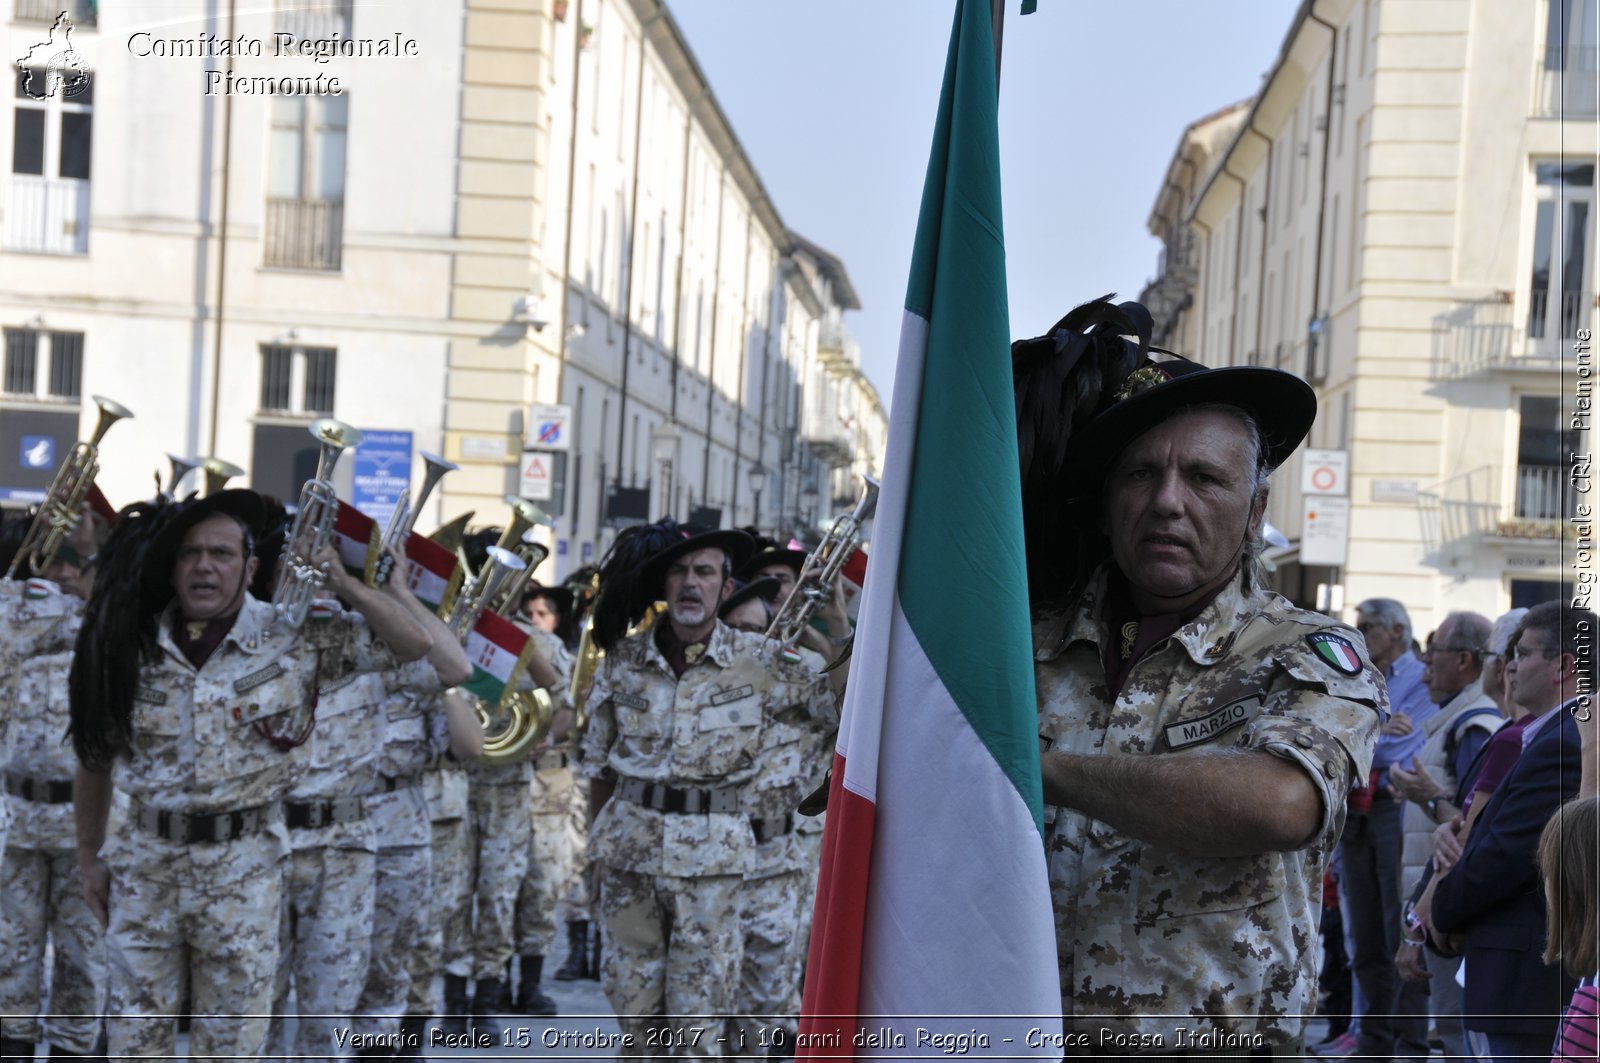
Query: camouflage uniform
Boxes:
[
  {"xmin": 578, "ymin": 622, "xmax": 835, "ymax": 1056},
  {"xmin": 513, "ymin": 634, "xmax": 576, "ymax": 961},
  {"xmin": 455, "ymin": 628, "xmax": 570, "ymax": 983},
  {"xmin": 0, "ymin": 580, "xmax": 82, "ymax": 856},
  {"xmin": 350, "ymin": 660, "xmax": 444, "ymax": 1042},
  {"xmin": 270, "ymin": 669, "xmax": 385, "ymax": 1062},
  {"xmin": 1035, "ymin": 571, "xmax": 1383, "ymax": 1048},
  {"xmin": 1, "ymin": 632, "xmax": 111, "ymax": 1054},
  {"xmin": 99, "ymin": 595, "xmax": 397, "ymax": 1061},
  {"xmin": 419, "ymin": 750, "xmax": 472, "ymax": 994},
  {"xmin": 554, "ymin": 778, "xmax": 592, "ymax": 923}
]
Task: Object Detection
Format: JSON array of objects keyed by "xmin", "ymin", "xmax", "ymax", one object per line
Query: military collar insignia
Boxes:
[{"xmin": 1306, "ymin": 632, "xmax": 1364, "ymax": 676}]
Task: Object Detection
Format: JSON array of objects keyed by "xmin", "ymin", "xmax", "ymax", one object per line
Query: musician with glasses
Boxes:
[
  {"xmin": 68, "ymin": 488, "xmax": 433, "ymax": 1061},
  {"xmin": 1015, "ymin": 298, "xmax": 1383, "ymax": 1054},
  {"xmin": 578, "ymin": 522, "xmax": 836, "ymax": 1056}
]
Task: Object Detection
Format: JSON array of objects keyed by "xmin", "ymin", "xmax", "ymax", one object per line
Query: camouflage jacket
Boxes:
[
  {"xmin": 0, "ymin": 579, "xmax": 82, "ymax": 851},
  {"xmin": 4, "ymin": 636, "xmax": 81, "ymax": 850},
  {"xmin": 1035, "ymin": 570, "xmax": 1383, "ymax": 1047},
  {"xmin": 578, "ymin": 620, "xmax": 835, "ymax": 878}
]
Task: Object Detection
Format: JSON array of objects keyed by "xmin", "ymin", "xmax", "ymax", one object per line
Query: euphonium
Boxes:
[
  {"xmin": 271, "ymin": 418, "xmax": 363, "ymax": 627},
  {"xmin": 378, "ymin": 451, "xmax": 458, "ymax": 569},
  {"xmin": 765, "ymin": 474, "xmax": 879, "ymax": 648},
  {"xmin": 478, "ymin": 686, "xmax": 554, "ymax": 765},
  {"xmin": 199, "ymin": 457, "xmax": 245, "ymax": 496},
  {"xmin": 7, "ymin": 395, "xmax": 133, "ymax": 578}
]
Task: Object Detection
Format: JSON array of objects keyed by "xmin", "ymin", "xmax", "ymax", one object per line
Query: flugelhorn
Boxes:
[
  {"xmin": 199, "ymin": 457, "xmax": 245, "ymax": 496},
  {"xmin": 7, "ymin": 395, "xmax": 133, "ymax": 578},
  {"xmin": 376, "ymin": 451, "xmax": 458, "ymax": 583},
  {"xmin": 271, "ymin": 418, "xmax": 363, "ymax": 627},
  {"xmin": 765, "ymin": 474, "xmax": 879, "ymax": 648},
  {"xmin": 162, "ymin": 453, "xmax": 201, "ymax": 501},
  {"xmin": 444, "ymin": 545, "xmax": 526, "ymax": 639}
]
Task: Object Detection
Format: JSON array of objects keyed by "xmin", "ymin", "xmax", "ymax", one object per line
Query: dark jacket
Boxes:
[{"xmin": 1432, "ymin": 707, "xmax": 1580, "ymax": 1037}]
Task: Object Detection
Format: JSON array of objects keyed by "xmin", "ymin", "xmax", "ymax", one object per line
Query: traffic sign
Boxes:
[
  {"xmin": 520, "ymin": 451, "xmax": 554, "ymax": 500},
  {"xmin": 528, "ymin": 403, "xmax": 572, "ymax": 452},
  {"xmin": 1301, "ymin": 448, "xmax": 1349, "ymax": 497}
]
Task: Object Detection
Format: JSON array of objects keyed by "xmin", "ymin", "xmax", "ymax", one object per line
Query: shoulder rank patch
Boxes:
[{"xmin": 1306, "ymin": 632, "xmax": 1364, "ymax": 676}]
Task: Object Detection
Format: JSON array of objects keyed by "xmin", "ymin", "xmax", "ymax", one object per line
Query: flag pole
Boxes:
[{"xmin": 991, "ymin": 0, "xmax": 1005, "ymax": 95}]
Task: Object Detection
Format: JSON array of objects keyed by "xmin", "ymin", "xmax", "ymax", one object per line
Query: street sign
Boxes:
[
  {"xmin": 352, "ymin": 430, "xmax": 413, "ymax": 530},
  {"xmin": 1301, "ymin": 448, "xmax": 1349, "ymax": 497},
  {"xmin": 528, "ymin": 403, "xmax": 572, "ymax": 452},
  {"xmin": 520, "ymin": 451, "xmax": 555, "ymax": 501},
  {"xmin": 1301, "ymin": 496, "xmax": 1351, "ymax": 566}
]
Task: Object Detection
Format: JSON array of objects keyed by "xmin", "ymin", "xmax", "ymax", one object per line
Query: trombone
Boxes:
[
  {"xmin": 766, "ymin": 474, "xmax": 879, "ymax": 648},
  {"xmin": 271, "ymin": 417, "xmax": 363, "ymax": 627},
  {"xmin": 7, "ymin": 395, "xmax": 133, "ymax": 578}
]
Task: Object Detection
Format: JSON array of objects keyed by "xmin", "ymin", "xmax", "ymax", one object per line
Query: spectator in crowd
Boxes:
[
  {"xmin": 1330, "ymin": 598, "xmax": 1436, "ymax": 1061},
  {"xmin": 1541, "ymin": 793, "xmax": 1598, "ymax": 1063},
  {"xmin": 1389, "ymin": 610, "xmax": 1500, "ymax": 1059},
  {"xmin": 1429, "ymin": 601, "xmax": 1588, "ymax": 1062}
]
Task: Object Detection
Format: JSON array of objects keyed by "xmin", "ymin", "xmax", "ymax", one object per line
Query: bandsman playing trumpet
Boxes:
[
  {"xmin": 578, "ymin": 522, "xmax": 836, "ymax": 1056},
  {"xmin": 69, "ymin": 488, "xmax": 433, "ymax": 1061}
]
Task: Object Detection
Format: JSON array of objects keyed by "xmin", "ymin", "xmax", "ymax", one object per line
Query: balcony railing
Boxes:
[
  {"xmin": 1514, "ymin": 463, "xmax": 1567, "ymax": 522},
  {"xmin": 263, "ymin": 197, "xmax": 343, "ymax": 270},
  {"xmin": 1418, "ymin": 463, "xmax": 1573, "ymax": 554},
  {"xmin": 1429, "ymin": 294, "xmax": 1585, "ymax": 378},
  {"xmin": 3, "ymin": 175, "xmax": 89, "ymax": 254},
  {"xmin": 274, "ymin": 0, "xmax": 354, "ymax": 40},
  {"xmin": 14, "ymin": 0, "xmax": 97, "ymax": 25},
  {"xmin": 1535, "ymin": 45, "xmax": 1600, "ymax": 118}
]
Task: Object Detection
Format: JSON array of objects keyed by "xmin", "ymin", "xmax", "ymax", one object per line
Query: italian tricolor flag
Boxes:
[
  {"xmin": 401, "ymin": 532, "xmax": 463, "ymax": 614},
  {"xmin": 798, "ymin": 1, "xmax": 1060, "ymax": 1056},
  {"xmin": 332, "ymin": 502, "xmax": 381, "ymax": 584},
  {"xmin": 462, "ymin": 609, "xmax": 533, "ymax": 708}
]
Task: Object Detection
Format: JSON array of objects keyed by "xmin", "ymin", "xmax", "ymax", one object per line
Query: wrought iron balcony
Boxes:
[
  {"xmin": 1429, "ymin": 292, "xmax": 1584, "ymax": 379},
  {"xmin": 1418, "ymin": 463, "xmax": 1572, "ymax": 555},
  {"xmin": 263, "ymin": 197, "xmax": 343, "ymax": 270}
]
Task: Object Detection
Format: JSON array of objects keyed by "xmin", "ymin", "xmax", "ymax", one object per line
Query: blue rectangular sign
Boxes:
[{"xmin": 352, "ymin": 429, "xmax": 413, "ymax": 530}]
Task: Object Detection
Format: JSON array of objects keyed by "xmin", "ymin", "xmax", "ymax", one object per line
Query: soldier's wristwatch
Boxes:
[{"xmin": 1425, "ymin": 794, "xmax": 1446, "ymax": 822}]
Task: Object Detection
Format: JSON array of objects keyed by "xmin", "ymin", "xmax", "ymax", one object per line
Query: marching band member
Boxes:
[{"xmin": 69, "ymin": 489, "xmax": 432, "ymax": 1061}]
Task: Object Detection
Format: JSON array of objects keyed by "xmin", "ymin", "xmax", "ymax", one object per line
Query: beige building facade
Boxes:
[
  {"xmin": 0, "ymin": 0, "xmax": 886, "ymax": 579},
  {"xmin": 1143, "ymin": 0, "xmax": 1596, "ymax": 633}
]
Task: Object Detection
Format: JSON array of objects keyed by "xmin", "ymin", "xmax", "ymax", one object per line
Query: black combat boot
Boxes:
[
  {"xmin": 512, "ymin": 955, "xmax": 558, "ymax": 1016},
  {"xmin": 469, "ymin": 977, "xmax": 506, "ymax": 1036},
  {"xmin": 587, "ymin": 924, "xmax": 602, "ymax": 980},
  {"xmin": 552, "ymin": 920, "xmax": 588, "ymax": 980},
  {"xmin": 438, "ymin": 973, "xmax": 470, "ymax": 1038},
  {"xmin": 1, "ymin": 1039, "xmax": 35, "ymax": 1062}
]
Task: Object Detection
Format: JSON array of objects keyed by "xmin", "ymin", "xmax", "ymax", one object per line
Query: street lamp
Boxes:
[
  {"xmin": 746, "ymin": 462, "xmax": 769, "ymax": 533},
  {"xmin": 651, "ymin": 421, "xmax": 681, "ymax": 519}
]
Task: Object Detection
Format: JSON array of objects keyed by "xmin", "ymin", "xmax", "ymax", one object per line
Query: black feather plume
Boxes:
[
  {"xmin": 590, "ymin": 518, "xmax": 687, "ymax": 652},
  {"xmin": 1012, "ymin": 295, "xmax": 1152, "ymax": 605}
]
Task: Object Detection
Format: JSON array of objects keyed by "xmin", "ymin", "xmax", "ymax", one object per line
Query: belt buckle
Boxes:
[
  {"xmin": 646, "ymin": 784, "xmax": 668, "ymax": 811},
  {"xmin": 682, "ymin": 789, "xmax": 704, "ymax": 814},
  {"xmin": 708, "ymin": 789, "xmax": 738, "ymax": 815}
]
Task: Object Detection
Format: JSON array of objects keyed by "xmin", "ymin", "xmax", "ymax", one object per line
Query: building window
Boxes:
[
  {"xmin": 3, "ymin": 328, "xmax": 82, "ymax": 399},
  {"xmin": 259, "ymin": 344, "xmax": 337, "ymax": 415},
  {"xmin": 7, "ymin": 60, "xmax": 92, "ymax": 254},
  {"xmin": 265, "ymin": 95, "xmax": 346, "ymax": 270},
  {"xmin": 274, "ymin": 0, "xmax": 353, "ymax": 40},
  {"xmin": 13, "ymin": 0, "xmax": 97, "ymax": 26},
  {"xmin": 1515, "ymin": 395, "xmax": 1579, "ymax": 520},
  {"xmin": 1526, "ymin": 162, "xmax": 1594, "ymax": 341}
]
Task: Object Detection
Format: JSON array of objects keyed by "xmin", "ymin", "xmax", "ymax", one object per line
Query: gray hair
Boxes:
[
  {"xmin": 1438, "ymin": 610, "xmax": 1492, "ymax": 655},
  {"xmin": 1488, "ymin": 608, "xmax": 1529, "ymax": 656},
  {"xmin": 1356, "ymin": 597, "xmax": 1414, "ymax": 648},
  {"xmin": 1186, "ymin": 403, "xmax": 1273, "ymax": 593}
]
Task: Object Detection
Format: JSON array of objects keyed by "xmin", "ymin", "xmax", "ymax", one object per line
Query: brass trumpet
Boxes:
[
  {"xmin": 444, "ymin": 545, "xmax": 527, "ymax": 639},
  {"xmin": 271, "ymin": 418, "xmax": 363, "ymax": 627},
  {"xmin": 199, "ymin": 457, "xmax": 245, "ymax": 496},
  {"xmin": 486, "ymin": 496, "xmax": 552, "ymax": 617},
  {"xmin": 766, "ymin": 474, "xmax": 879, "ymax": 648},
  {"xmin": 8, "ymin": 395, "xmax": 133, "ymax": 578},
  {"xmin": 378, "ymin": 451, "xmax": 458, "ymax": 568}
]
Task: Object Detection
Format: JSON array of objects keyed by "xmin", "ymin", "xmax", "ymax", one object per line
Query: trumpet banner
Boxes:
[
  {"xmin": 462, "ymin": 609, "xmax": 534, "ymax": 709},
  {"xmin": 401, "ymin": 532, "xmax": 463, "ymax": 613},
  {"xmin": 331, "ymin": 502, "xmax": 381, "ymax": 583}
]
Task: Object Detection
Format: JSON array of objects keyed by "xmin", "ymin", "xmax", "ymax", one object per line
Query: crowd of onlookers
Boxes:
[{"xmin": 1308, "ymin": 598, "xmax": 1598, "ymax": 1063}]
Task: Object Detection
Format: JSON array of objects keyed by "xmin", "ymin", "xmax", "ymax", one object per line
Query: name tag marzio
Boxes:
[{"xmin": 1164, "ymin": 695, "xmax": 1262, "ymax": 751}]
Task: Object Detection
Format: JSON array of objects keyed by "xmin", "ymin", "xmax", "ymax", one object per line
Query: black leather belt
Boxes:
[
  {"xmin": 614, "ymin": 776, "xmax": 740, "ymax": 814},
  {"xmin": 132, "ymin": 799, "xmax": 277, "ymax": 844},
  {"xmin": 535, "ymin": 750, "xmax": 570, "ymax": 772},
  {"xmin": 750, "ymin": 813, "xmax": 795, "ymax": 844},
  {"xmin": 284, "ymin": 796, "xmax": 366, "ymax": 829},
  {"xmin": 5, "ymin": 774, "xmax": 74, "ymax": 804},
  {"xmin": 379, "ymin": 773, "xmax": 421, "ymax": 793}
]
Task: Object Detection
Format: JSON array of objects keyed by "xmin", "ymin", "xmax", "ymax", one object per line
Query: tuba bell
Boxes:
[
  {"xmin": 271, "ymin": 417, "xmax": 363, "ymax": 627},
  {"xmin": 478, "ymin": 686, "xmax": 554, "ymax": 765},
  {"xmin": 8, "ymin": 395, "xmax": 133, "ymax": 578}
]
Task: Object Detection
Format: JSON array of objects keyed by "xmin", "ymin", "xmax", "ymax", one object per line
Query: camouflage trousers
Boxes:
[
  {"xmin": 513, "ymin": 809, "xmax": 573, "ymax": 955},
  {"xmin": 270, "ymin": 845, "xmax": 377, "ymax": 1063},
  {"xmin": 555, "ymin": 782, "xmax": 592, "ymax": 923},
  {"xmin": 419, "ymin": 816, "xmax": 472, "ymax": 995},
  {"xmin": 0, "ymin": 845, "xmax": 107, "ymax": 1051},
  {"xmin": 791, "ymin": 827, "xmax": 823, "ymax": 995},
  {"xmin": 105, "ymin": 855, "xmax": 283, "ymax": 1062},
  {"xmin": 448, "ymin": 782, "xmax": 530, "ymax": 981},
  {"xmin": 598, "ymin": 865, "xmax": 745, "ymax": 1058},
  {"xmin": 349, "ymin": 842, "xmax": 431, "ymax": 1039},
  {"xmin": 730, "ymin": 871, "xmax": 803, "ymax": 1047}
]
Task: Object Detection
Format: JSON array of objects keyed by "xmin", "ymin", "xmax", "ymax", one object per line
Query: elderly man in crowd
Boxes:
[{"xmin": 1015, "ymin": 298, "xmax": 1382, "ymax": 1055}]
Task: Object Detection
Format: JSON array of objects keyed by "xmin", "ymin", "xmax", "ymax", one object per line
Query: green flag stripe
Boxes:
[{"xmin": 897, "ymin": 0, "xmax": 1042, "ymax": 833}]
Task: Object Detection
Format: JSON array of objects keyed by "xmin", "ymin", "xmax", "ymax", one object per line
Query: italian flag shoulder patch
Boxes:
[{"xmin": 1306, "ymin": 632, "xmax": 1364, "ymax": 676}]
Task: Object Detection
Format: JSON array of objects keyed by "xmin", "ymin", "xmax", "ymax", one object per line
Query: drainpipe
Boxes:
[
  {"xmin": 1307, "ymin": 6, "xmax": 1339, "ymax": 340},
  {"xmin": 556, "ymin": 0, "xmax": 583, "ymax": 538},
  {"xmin": 729, "ymin": 230, "xmax": 753, "ymax": 521},
  {"xmin": 699, "ymin": 168, "xmax": 726, "ymax": 510},
  {"xmin": 206, "ymin": 0, "xmax": 237, "ymax": 456}
]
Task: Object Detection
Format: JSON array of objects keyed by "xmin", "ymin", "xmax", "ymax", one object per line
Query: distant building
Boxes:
[
  {"xmin": 1142, "ymin": 0, "xmax": 1595, "ymax": 630},
  {"xmin": 0, "ymin": 0, "xmax": 887, "ymax": 578}
]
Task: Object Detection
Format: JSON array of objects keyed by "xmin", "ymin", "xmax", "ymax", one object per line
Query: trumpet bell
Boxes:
[
  {"xmin": 199, "ymin": 457, "xmax": 245, "ymax": 496},
  {"xmin": 309, "ymin": 417, "xmax": 364, "ymax": 452},
  {"xmin": 89, "ymin": 395, "xmax": 135, "ymax": 445}
]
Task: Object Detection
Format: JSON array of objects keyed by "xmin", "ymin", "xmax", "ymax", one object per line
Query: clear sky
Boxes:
[{"xmin": 668, "ymin": 0, "xmax": 1300, "ymax": 409}]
